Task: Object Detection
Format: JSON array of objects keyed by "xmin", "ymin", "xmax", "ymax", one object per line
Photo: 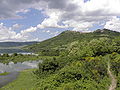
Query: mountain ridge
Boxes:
[{"xmin": 24, "ymin": 29, "xmax": 120, "ymax": 53}]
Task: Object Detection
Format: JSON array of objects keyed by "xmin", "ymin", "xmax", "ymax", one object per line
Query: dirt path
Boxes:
[{"xmin": 108, "ymin": 62, "xmax": 117, "ymax": 90}]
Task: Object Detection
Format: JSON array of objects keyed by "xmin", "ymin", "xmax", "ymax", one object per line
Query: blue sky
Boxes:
[
  {"xmin": 0, "ymin": 0, "xmax": 120, "ymax": 42},
  {"xmin": 0, "ymin": 8, "xmax": 70, "ymax": 41}
]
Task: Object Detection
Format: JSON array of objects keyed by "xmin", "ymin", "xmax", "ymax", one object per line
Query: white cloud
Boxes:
[
  {"xmin": 0, "ymin": 23, "xmax": 38, "ymax": 42},
  {"xmin": 35, "ymin": 0, "xmax": 120, "ymax": 31},
  {"xmin": 1, "ymin": 0, "xmax": 120, "ymax": 31},
  {"xmin": 21, "ymin": 27, "xmax": 37, "ymax": 34},
  {"xmin": 0, "ymin": 23, "xmax": 16, "ymax": 40},
  {"xmin": 104, "ymin": 16, "xmax": 120, "ymax": 32},
  {"xmin": 0, "ymin": 0, "xmax": 41, "ymax": 19},
  {"xmin": 50, "ymin": 31, "xmax": 60, "ymax": 36},
  {"xmin": 12, "ymin": 24, "xmax": 22, "ymax": 30},
  {"xmin": 37, "ymin": 10, "xmax": 68, "ymax": 29},
  {"xmin": 46, "ymin": 30, "xmax": 50, "ymax": 33},
  {"xmin": 0, "ymin": 0, "xmax": 120, "ymax": 41},
  {"xmin": 63, "ymin": 20, "xmax": 93, "ymax": 31},
  {"xmin": 16, "ymin": 9, "xmax": 30, "ymax": 13}
]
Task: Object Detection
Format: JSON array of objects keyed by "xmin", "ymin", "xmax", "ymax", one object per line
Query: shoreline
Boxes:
[{"xmin": 0, "ymin": 72, "xmax": 19, "ymax": 88}]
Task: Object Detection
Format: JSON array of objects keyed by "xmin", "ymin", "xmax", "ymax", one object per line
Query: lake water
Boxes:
[{"xmin": 0, "ymin": 60, "xmax": 42, "ymax": 73}]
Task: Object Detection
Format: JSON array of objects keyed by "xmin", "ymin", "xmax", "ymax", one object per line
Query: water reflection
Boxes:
[{"xmin": 0, "ymin": 60, "xmax": 42, "ymax": 73}]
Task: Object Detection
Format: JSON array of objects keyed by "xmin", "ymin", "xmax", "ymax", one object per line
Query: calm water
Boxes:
[
  {"xmin": 0, "ymin": 72, "xmax": 19, "ymax": 88},
  {"xmin": 0, "ymin": 60, "xmax": 42, "ymax": 73}
]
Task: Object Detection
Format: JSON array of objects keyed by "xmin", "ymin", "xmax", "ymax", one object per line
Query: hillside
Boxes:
[
  {"xmin": 32, "ymin": 29, "xmax": 120, "ymax": 89},
  {"xmin": 24, "ymin": 29, "xmax": 120, "ymax": 53}
]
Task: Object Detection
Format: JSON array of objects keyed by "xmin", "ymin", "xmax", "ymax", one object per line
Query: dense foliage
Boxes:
[{"xmin": 33, "ymin": 29, "xmax": 120, "ymax": 90}]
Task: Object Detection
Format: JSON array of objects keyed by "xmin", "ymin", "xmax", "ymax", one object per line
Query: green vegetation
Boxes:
[
  {"xmin": 1, "ymin": 69, "xmax": 36, "ymax": 90},
  {"xmin": 31, "ymin": 29, "xmax": 120, "ymax": 90},
  {"xmin": 0, "ymin": 53, "xmax": 58, "ymax": 64},
  {"xmin": 33, "ymin": 37, "xmax": 120, "ymax": 90},
  {"xmin": 1, "ymin": 29, "xmax": 120, "ymax": 90},
  {"xmin": 24, "ymin": 29, "xmax": 120, "ymax": 54},
  {"xmin": 0, "ymin": 72, "xmax": 9, "ymax": 76}
]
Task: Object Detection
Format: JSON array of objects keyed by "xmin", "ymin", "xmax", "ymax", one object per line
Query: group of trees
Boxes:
[
  {"xmin": 34, "ymin": 37, "xmax": 120, "ymax": 90},
  {"xmin": 39, "ymin": 49, "xmax": 60, "ymax": 56},
  {"xmin": 68, "ymin": 38, "xmax": 120, "ymax": 58}
]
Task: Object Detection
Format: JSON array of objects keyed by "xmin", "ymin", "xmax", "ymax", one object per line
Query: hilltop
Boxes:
[{"xmin": 24, "ymin": 29, "xmax": 120, "ymax": 53}]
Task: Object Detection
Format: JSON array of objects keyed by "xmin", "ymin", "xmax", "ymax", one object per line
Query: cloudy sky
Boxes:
[{"xmin": 0, "ymin": 0, "xmax": 120, "ymax": 42}]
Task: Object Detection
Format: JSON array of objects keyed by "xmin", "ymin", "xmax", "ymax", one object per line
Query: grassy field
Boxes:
[
  {"xmin": 1, "ymin": 69, "xmax": 37, "ymax": 90},
  {"xmin": 0, "ymin": 72, "xmax": 9, "ymax": 76}
]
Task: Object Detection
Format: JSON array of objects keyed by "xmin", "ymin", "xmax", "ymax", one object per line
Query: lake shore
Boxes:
[
  {"xmin": 1, "ymin": 69, "xmax": 36, "ymax": 90},
  {"xmin": 0, "ymin": 72, "xmax": 19, "ymax": 88}
]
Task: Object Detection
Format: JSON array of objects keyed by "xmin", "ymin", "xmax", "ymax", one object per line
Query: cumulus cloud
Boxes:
[
  {"xmin": 35, "ymin": 0, "xmax": 120, "ymax": 31},
  {"xmin": 12, "ymin": 24, "xmax": 22, "ymax": 30},
  {"xmin": 0, "ymin": 0, "xmax": 41, "ymax": 19},
  {"xmin": 0, "ymin": 23, "xmax": 38, "ymax": 42},
  {"xmin": 0, "ymin": 0, "xmax": 120, "ymax": 41},
  {"xmin": 104, "ymin": 16, "xmax": 120, "ymax": 32},
  {"xmin": 21, "ymin": 27, "xmax": 37, "ymax": 34},
  {"xmin": 50, "ymin": 31, "xmax": 60, "ymax": 36},
  {"xmin": 37, "ymin": 11, "xmax": 68, "ymax": 29},
  {"xmin": 42, "ymin": 30, "xmax": 60, "ymax": 36},
  {"xmin": 0, "ymin": 23, "xmax": 16, "ymax": 40},
  {"xmin": 1, "ymin": 0, "xmax": 120, "ymax": 30}
]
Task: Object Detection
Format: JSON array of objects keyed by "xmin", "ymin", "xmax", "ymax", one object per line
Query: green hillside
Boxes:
[
  {"xmin": 32, "ymin": 29, "xmax": 120, "ymax": 89},
  {"xmin": 24, "ymin": 29, "xmax": 120, "ymax": 53}
]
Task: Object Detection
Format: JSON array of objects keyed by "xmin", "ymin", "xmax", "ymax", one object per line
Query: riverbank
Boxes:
[
  {"xmin": 0, "ymin": 72, "xmax": 19, "ymax": 88},
  {"xmin": 1, "ymin": 69, "xmax": 36, "ymax": 90}
]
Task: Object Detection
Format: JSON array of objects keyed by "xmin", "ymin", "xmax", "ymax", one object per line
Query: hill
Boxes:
[
  {"xmin": 32, "ymin": 29, "xmax": 120, "ymax": 89},
  {"xmin": 24, "ymin": 29, "xmax": 120, "ymax": 53},
  {"xmin": 0, "ymin": 42, "xmax": 38, "ymax": 48}
]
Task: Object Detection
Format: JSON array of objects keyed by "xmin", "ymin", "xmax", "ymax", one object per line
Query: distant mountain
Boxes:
[
  {"xmin": 0, "ymin": 41, "xmax": 38, "ymax": 48},
  {"xmin": 24, "ymin": 29, "xmax": 120, "ymax": 52}
]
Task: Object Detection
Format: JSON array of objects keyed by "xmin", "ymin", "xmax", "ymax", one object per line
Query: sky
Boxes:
[{"xmin": 0, "ymin": 0, "xmax": 120, "ymax": 42}]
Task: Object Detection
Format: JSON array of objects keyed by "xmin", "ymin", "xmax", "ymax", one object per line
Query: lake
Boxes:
[
  {"xmin": 0, "ymin": 60, "xmax": 42, "ymax": 73},
  {"xmin": 0, "ymin": 60, "xmax": 42, "ymax": 88},
  {"xmin": 0, "ymin": 72, "xmax": 19, "ymax": 88}
]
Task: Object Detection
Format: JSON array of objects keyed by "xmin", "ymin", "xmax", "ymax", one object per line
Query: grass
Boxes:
[
  {"xmin": 0, "ymin": 72, "xmax": 9, "ymax": 76},
  {"xmin": 1, "ymin": 69, "xmax": 37, "ymax": 90}
]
